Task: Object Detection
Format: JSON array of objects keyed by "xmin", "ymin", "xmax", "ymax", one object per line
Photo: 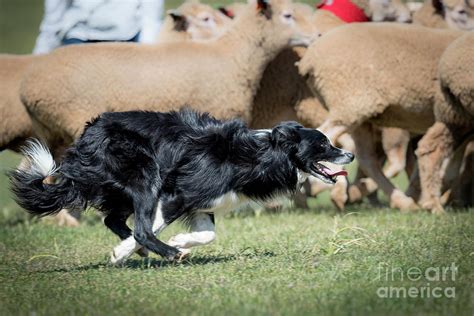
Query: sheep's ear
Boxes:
[
  {"xmin": 218, "ymin": 7, "xmax": 235, "ymax": 19},
  {"xmin": 168, "ymin": 10, "xmax": 188, "ymax": 32},
  {"xmin": 271, "ymin": 121, "xmax": 303, "ymax": 148},
  {"xmin": 256, "ymin": 0, "xmax": 272, "ymax": 19},
  {"xmin": 432, "ymin": 0, "xmax": 444, "ymax": 15}
]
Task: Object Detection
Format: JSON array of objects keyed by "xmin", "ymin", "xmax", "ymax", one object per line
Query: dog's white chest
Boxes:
[{"xmin": 199, "ymin": 191, "xmax": 251, "ymax": 214}]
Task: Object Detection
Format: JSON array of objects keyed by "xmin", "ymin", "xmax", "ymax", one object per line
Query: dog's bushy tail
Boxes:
[{"xmin": 9, "ymin": 139, "xmax": 84, "ymax": 217}]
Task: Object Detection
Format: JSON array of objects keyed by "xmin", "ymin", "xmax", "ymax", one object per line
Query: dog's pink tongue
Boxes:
[{"xmin": 323, "ymin": 168, "xmax": 348, "ymax": 177}]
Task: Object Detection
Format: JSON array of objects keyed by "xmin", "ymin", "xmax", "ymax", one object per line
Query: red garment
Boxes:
[{"xmin": 317, "ymin": 0, "xmax": 369, "ymax": 23}]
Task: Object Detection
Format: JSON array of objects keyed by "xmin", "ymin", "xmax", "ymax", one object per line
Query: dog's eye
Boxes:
[{"xmin": 283, "ymin": 13, "xmax": 293, "ymax": 19}]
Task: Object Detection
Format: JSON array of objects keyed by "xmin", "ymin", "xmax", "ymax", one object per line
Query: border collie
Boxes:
[{"xmin": 10, "ymin": 109, "xmax": 353, "ymax": 264}]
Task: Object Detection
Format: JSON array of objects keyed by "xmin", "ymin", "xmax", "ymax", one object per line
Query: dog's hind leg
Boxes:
[
  {"xmin": 105, "ymin": 213, "xmax": 149, "ymax": 258},
  {"xmin": 110, "ymin": 200, "xmax": 179, "ymax": 265},
  {"xmin": 104, "ymin": 213, "xmax": 132, "ymax": 240},
  {"xmin": 168, "ymin": 213, "xmax": 216, "ymax": 258}
]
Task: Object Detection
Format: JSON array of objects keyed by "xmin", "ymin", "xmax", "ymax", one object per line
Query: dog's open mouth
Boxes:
[{"xmin": 310, "ymin": 162, "xmax": 348, "ymax": 184}]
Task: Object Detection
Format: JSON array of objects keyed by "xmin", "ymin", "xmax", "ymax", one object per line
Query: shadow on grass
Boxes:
[{"xmin": 37, "ymin": 250, "xmax": 276, "ymax": 273}]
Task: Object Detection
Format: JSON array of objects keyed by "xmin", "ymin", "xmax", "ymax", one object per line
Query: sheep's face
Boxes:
[
  {"xmin": 254, "ymin": 0, "xmax": 318, "ymax": 47},
  {"xmin": 168, "ymin": 2, "xmax": 232, "ymax": 40},
  {"xmin": 369, "ymin": 0, "xmax": 412, "ymax": 22},
  {"xmin": 443, "ymin": 0, "xmax": 474, "ymax": 31}
]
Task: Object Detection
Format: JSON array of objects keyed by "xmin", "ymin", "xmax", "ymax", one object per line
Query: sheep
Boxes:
[
  {"xmin": 20, "ymin": 0, "xmax": 316, "ymax": 159},
  {"xmin": 413, "ymin": 0, "xmax": 448, "ymax": 28},
  {"xmin": 0, "ymin": 54, "xmax": 35, "ymax": 151},
  {"xmin": 442, "ymin": 0, "xmax": 474, "ymax": 30},
  {"xmin": 157, "ymin": 0, "xmax": 232, "ymax": 43},
  {"xmin": 416, "ymin": 32, "xmax": 474, "ymax": 213},
  {"xmin": 298, "ymin": 22, "xmax": 463, "ymax": 211},
  {"xmin": 0, "ymin": 55, "xmax": 81, "ymax": 227},
  {"xmin": 414, "ymin": 0, "xmax": 474, "ymax": 31},
  {"xmin": 246, "ymin": 2, "xmax": 413, "ymax": 209}
]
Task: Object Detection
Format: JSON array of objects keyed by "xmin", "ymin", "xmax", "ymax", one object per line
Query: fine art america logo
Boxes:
[{"xmin": 376, "ymin": 262, "xmax": 458, "ymax": 299}]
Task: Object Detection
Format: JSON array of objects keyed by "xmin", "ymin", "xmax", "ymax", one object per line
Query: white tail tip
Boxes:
[{"xmin": 20, "ymin": 139, "xmax": 58, "ymax": 177}]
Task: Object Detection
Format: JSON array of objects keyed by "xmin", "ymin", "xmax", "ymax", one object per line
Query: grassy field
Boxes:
[
  {"xmin": 0, "ymin": 202, "xmax": 473, "ymax": 315},
  {"xmin": 1, "ymin": 151, "xmax": 473, "ymax": 315}
]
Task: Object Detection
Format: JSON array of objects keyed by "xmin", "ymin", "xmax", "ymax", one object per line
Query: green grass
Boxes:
[
  {"xmin": 1, "ymin": 151, "xmax": 473, "ymax": 315},
  {"xmin": 0, "ymin": 207, "xmax": 473, "ymax": 315}
]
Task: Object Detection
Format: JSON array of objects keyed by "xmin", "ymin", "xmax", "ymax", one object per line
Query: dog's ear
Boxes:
[
  {"xmin": 271, "ymin": 121, "xmax": 303, "ymax": 149},
  {"xmin": 168, "ymin": 10, "xmax": 189, "ymax": 32}
]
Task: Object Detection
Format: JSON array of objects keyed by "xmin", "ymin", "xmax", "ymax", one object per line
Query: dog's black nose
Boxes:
[{"xmin": 346, "ymin": 152, "xmax": 355, "ymax": 161}]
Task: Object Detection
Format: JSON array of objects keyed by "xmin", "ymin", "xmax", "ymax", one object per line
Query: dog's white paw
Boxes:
[
  {"xmin": 110, "ymin": 249, "xmax": 126, "ymax": 265},
  {"xmin": 174, "ymin": 248, "xmax": 191, "ymax": 262},
  {"xmin": 168, "ymin": 234, "xmax": 187, "ymax": 248},
  {"xmin": 110, "ymin": 237, "xmax": 137, "ymax": 265}
]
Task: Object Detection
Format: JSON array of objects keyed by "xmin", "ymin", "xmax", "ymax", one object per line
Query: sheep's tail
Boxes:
[{"xmin": 9, "ymin": 139, "xmax": 84, "ymax": 217}]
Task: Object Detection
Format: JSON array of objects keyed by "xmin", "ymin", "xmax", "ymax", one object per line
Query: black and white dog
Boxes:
[{"xmin": 10, "ymin": 109, "xmax": 353, "ymax": 264}]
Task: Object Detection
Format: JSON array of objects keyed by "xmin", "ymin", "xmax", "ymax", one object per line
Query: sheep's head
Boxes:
[
  {"xmin": 248, "ymin": 0, "xmax": 318, "ymax": 47},
  {"xmin": 167, "ymin": 1, "xmax": 232, "ymax": 40},
  {"xmin": 442, "ymin": 0, "xmax": 474, "ymax": 30},
  {"xmin": 368, "ymin": 0, "xmax": 412, "ymax": 22}
]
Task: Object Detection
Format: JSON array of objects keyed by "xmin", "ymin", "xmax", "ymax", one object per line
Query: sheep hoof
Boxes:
[
  {"xmin": 348, "ymin": 185, "xmax": 363, "ymax": 203},
  {"xmin": 431, "ymin": 205, "xmax": 446, "ymax": 215},
  {"xmin": 390, "ymin": 190, "xmax": 419, "ymax": 212},
  {"xmin": 420, "ymin": 199, "xmax": 446, "ymax": 215},
  {"xmin": 330, "ymin": 180, "xmax": 348, "ymax": 211}
]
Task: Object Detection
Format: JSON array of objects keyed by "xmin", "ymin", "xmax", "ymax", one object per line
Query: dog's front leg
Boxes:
[{"xmin": 168, "ymin": 213, "xmax": 216, "ymax": 259}]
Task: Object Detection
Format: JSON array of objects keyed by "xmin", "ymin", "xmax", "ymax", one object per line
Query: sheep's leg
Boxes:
[
  {"xmin": 318, "ymin": 120, "xmax": 348, "ymax": 145},
  {"xmin": 454, "ymin": 141, "xmax": 474, "ymax": 207},
  {"xmin": 317, "ymin": 121, "xmax": 351, "ymax": 210},
  {"xmin": 348, "ymin": 168, "xmax": 379, "ymax": 205},
  {"xmin": 416, "ymin": 123, "xmax": 453, "ymax": 214},
  {"xmin": 352, "ymin": 123, "xmax": 418, "ymax": 212},
  {"xmin": 417, "ymin": 123, "xmax": 471, "ymax": 213},
  {"xmin": 381, "ymin": 128, "xmax": 410, "ymax": 179},
  {"xmin": 167, "ymin": 213, "xmax": 216, "ymax": 258}
]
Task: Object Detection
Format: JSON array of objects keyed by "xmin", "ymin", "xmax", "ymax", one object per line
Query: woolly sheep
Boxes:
[
  {"xmin": 157, "ymin": 0, "xmax": 232, "ymax": 43},
  {"xmin": 0, "ymin": 54, "xmax": 36, "ymax": 151},
  {"xmin": 21, "ymin": 0, "xmax": 315, "ymax": 158},
  {"xmin": 248, "ymin": 3, "xmax": 413, "ymax": 209},
  {"xmin": 298, "ymin": 23, "xmax": 463, "ymax": 211},
  {"xmin": 412, "ymin": 0, "xmax": 448, "ymax": 28},
  {"xmin": 414, "ymin": 0, "xmax": 474, "ymax": 30},
  {"xmin": 416, "ymin": 32, "xmax": 474, "ymax": 213}
]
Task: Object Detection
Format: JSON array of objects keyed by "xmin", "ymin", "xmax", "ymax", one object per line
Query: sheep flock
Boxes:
[{"xmin": 1, "ymin": 0, "xmax": 473, "ymax": 225}]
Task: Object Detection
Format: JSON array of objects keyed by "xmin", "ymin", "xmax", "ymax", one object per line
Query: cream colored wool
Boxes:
[
  {"xmin": 436, "ymin": 32, "xmax": 474, "ymax": 125},
  {"xmin": 416, "ymin": 33, "xmax": 474, "ymax": 213},
  {"xmin": 413, "ymin": 0, "xmax": 448, "ymax": 28},
  {"xmin": 21, "ymin": 0, "xmax": 314, "ymax": 156},
  {"xmin": 298, "ymin": 23, "xmax": 463, "ymax": 211},
  {"xmin": 0, "ymin": 54, "xmax": 38, "ymax": 150},
  {"xmin": 299, "ymin": 23, "xmax": 462, "ymax": 133},
  {"xmin": 157, "ymin": 0, "xmax": 232, "ymax": 43}
]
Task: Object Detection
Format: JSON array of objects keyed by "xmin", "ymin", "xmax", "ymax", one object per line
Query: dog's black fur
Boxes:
[{"xmin": 10, "ymin": 109, "xmax": 353, "ymax": 260}]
